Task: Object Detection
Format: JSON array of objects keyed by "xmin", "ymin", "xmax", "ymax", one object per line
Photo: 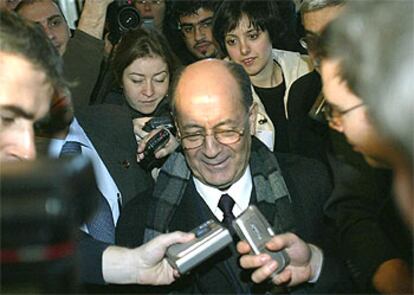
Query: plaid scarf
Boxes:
[{"xmin": 144, "ymin": 138, "xmax": 293, "ymax": 242}]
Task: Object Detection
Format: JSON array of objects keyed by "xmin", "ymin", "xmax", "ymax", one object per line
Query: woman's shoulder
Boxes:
[
  {"xmin": 102, "ymin": 88, "xmax": 125, "ymax": 106},
  {"xmin": 272, "ymin": 49, "xmax": 314, "ymax": 73}
]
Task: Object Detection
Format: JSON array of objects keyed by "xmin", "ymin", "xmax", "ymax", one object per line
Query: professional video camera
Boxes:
[
  {"xmin": 1, "ymin": 157, "xmax": 98, "ymax": 293},
  {"xmin": 107, "ymin": 0, "xmax": 141, "ymax": 45}
]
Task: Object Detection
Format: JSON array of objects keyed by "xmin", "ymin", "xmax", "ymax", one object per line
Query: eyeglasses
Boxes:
[
  {"xmin": 178, "ymin": 117, "xmax": 249, "ymax": 150},
  {"xmin": 135, "ymin": 0, "xmax": 164, "ymax": 5},
  {"xmin": 323, "ymin": 102, "xmax": 365, "ymax": 126},
  {"xmin": 299, "ymin": 32, "xmax": 319, "ymax": 51},
  {"xmin": 178, "ymin": 17, "xmax": 213, "ymax": 37}
]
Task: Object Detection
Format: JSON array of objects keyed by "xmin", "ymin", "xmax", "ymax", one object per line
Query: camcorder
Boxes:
[
  {"xmin": 166, "ymin": 205, "xmax": 290, "ymax": 276},
  {"xmin": 166, "ymin": 220, "xmax": 233, "ymax": 274},
  {"xmin": 140, "ymin": 115, "xmax": 176, "ymax": 170},
  {"xmin": 107, "ymin": 0, "xmax": 141, "ymax": 45},
  {"xmin": 233, "ymin": 206, "xmax": 290, "ymax": 275},
  {"xmin": 1, "ymin": 157, "xmax": 98, "ymax": 293}
]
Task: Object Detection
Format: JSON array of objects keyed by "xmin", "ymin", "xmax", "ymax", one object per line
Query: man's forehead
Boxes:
[
  {"xmin": 180, "ymin": 8, "xmax": 214, "ymax": 23},
  {"xmin": 18, "ymin": 0, "xmax": 62, "ymax": 21}
]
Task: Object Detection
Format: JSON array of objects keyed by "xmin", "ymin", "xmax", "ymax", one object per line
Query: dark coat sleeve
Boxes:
[
  {"xmin": 77, "ymin": 231, "xmax": 109, "ymax": 284},
  {"xmin": 277, "ymin": 153, "xmax": 355, "ymax": 293},
  {"xmin": 63, "ymin": 30, "xmax": 104, "ymax": 109},
  {"xmin": 324, "ymin": 148, "xmax": 412, "ymax": 292}
]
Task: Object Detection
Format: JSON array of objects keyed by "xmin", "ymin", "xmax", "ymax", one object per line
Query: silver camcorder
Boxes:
[
  {"xmin": 233, "ymin": 205, "xmax": 290, "ymax": 275},
  {"xmin": 166, "ymin": 220, "xmax": 232, "ymax": 274}
]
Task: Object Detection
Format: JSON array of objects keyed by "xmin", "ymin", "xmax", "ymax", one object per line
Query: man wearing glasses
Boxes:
[
  {"xmin": 133, "ymin": 0, "xmax": 165, "ymax": 30},
  {"xmin": 116, "ymin": 59, "xmax": 352, "ymax": 293},
  {"xmin": 316, "ymin": 2, "xmax": 413, "ymax": 294},
  {"xmin": 170, "ymin": 0, "xmax": 221, "ymax": 64}
]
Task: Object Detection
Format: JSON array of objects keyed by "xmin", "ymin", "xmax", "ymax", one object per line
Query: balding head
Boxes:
[
  {"xmin": 170, "ymin": 59, "xmax": 257, "ymax": 189},
  {"xmin": 170, "ymin": 59, "xmax": 253, "ymax": 117}
]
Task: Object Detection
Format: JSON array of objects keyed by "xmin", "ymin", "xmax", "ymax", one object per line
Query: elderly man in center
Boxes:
[{"xmin": 116, "ymin": 59, "xmax": 353, "ymax": 293}]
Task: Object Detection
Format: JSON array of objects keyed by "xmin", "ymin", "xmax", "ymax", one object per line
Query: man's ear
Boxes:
[{"xmin": 248, "ymin": 102, "xmax": 258, "ymax": 135}]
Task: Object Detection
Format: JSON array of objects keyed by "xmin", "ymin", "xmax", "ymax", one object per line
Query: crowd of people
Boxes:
[{"xmin": 0, "ymin": 0, "xmax": 412, "ymax": 294}]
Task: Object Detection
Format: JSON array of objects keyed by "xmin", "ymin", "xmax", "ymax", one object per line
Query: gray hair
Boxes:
[
  {"xmin": 300, "ymin": 0, "xmax": 345, "ymax": 14},
  {"xmin": 319, "ymin": 0, "xmax": 414, "ymax": 163}
]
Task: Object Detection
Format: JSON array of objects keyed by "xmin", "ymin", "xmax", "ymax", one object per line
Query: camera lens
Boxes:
[{"xmin": 118, "ymin": 6, "xmax": 140, "ymax": 32}]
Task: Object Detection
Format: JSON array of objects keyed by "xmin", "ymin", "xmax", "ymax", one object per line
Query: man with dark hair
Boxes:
[
  {"xmin": 117, "ymin": 59, "xmax": 352, "ymax": 293},
  {"xmin": 16, "ymin": 0, "xmax": 112, "ymax": 108},
  {"xmin": 0, "ymin": 9, "xmax": 194, "ymax": 288},
  {"xmin": 317, "ymin": 1, "xmax": 413, "ymax": 293},
  {"xmin": 0, "ymin": 9, "xmax": 64, "ymax": 161},
  {"xmin": 299, "ymin": 1, "xmax": 413, "ymax": 293},
  {"xmin": 167, "ymin": 0, "xmax": 221, "ymax": 64}
]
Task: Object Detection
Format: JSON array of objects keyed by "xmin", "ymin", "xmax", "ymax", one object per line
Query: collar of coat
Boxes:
[{"xmin": 144, "ymin": 137, "xmax": 291, "ymax": 241}]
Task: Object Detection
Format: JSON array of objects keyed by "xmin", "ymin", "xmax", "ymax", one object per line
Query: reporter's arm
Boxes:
[
  {"xmin": 77, "ymin": 0, "xmax": 113, "ymax": 40},
  {"xmin": 103, "ymin": 231, "xmax": 194, "ymax": 285}
]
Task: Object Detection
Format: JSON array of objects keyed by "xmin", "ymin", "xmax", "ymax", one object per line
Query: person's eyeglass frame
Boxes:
[
  {"xmin": 299, "ymin": 31, "xmax": 320, "ymax": 51},
  {"xmin": 177, "ymin": 16, "xmax": 214, "ymax": 38},
  {"xmin": 322, "ymin": 102, "xmax": 365, "ymax": 126},
  {"xmin": 177, "ymin": 112, "xmax": 252, "ymax": 150}
]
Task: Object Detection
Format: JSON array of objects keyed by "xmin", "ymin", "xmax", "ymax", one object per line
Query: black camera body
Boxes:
[
  {"xmin": 107, "ymin": 0, "xmax": 141, "ymax": 44},
  {"xmin": 140, "ymin": 128, "xmax": 171, "ymax": 170}
]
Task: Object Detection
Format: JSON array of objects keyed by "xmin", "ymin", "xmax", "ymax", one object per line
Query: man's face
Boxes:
[
  {"xmin": 302, "ymin": 5, "xmax": 344, "ymax": 66},
  {"xmin": 134, "ymin": 0, "xmax": 166, "ymax": 29},
  {"xmin": 175, "ymin": 61, "xmax": 256, "ymax": 189},
  {"xmin": 17, "ymin": 0, "xmax": 70, "ymax": 56},
  {"xmin": 0, "ymin": 52, "xmax": 53, "ymax": 161},
  {"xmin": 179, "ymin": 8, "xmax": 218, "ymax": 60},
  {"xmin": 321, "ymin": 59, "xmax": 394, "ymax": 167}
]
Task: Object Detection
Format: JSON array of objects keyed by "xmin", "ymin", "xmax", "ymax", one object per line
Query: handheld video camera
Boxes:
[
  {"xmin": 107, "ymin": 0, "xmax": 141, "ymax": 45},
  {"xmin": 233, "ymin": 206, "xmax": 290, "ymax": 275},
  {"xmin": 166, "ymin": 206, "xmax": 290, "ymax": 275},
  {"xmin": 166, "ymin": 220, "xmax": 233, "ymax": 274}
]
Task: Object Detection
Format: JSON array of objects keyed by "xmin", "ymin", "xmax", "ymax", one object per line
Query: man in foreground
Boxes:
[
  {"xmin": 117, "ymin": 59, "xmax": 352, "ymax": 293},
  {"xmin": 0, "ymin": 10, "xmax": 193, "ymax": 288}
]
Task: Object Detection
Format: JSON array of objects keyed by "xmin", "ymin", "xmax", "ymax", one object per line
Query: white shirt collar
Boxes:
[
  {"xmin": 193, "ymin": 166, "xmax": 252, "ymax": 221},
  {"xmin": 48, "ymin": 118, "xmax": 91, "ymax": 157}
]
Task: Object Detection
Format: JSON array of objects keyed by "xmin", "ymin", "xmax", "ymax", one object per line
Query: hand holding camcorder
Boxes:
[{"xmin": 166, "ymin": 205, "xmax": 290, "ymax": 275}]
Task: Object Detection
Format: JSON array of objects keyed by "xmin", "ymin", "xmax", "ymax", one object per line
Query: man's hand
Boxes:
[
  {"xmin": 372, "ymin": 258, "xmax": 413, "ymax": 294},
  {"xmin": 237, "ymin": 232, "xmax": 322, "ymax": 287},
  {"xmin": 103, "ymin": 231, "xmax": 194, "ymax": 285},
  {"xmin": 77, "ymin": 0, "xmax": 114, "ymax": 39}
]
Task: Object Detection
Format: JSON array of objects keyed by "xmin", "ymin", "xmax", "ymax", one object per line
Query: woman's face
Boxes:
[
  {"xmin": 122, "ymin": 55, "xmax": 169, "ymax": 114},
  {"xmin": 224, "ymin": 14, "xmax": 273, "ymax": 78}
]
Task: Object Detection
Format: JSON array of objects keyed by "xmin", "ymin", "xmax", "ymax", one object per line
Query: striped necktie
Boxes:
[{"xmin": 60, "ymin": 141, "xmax": 115, "ymax": 244}]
